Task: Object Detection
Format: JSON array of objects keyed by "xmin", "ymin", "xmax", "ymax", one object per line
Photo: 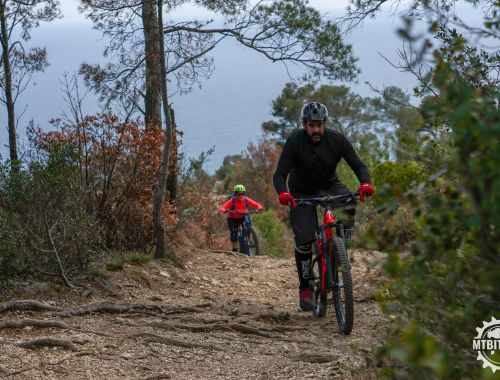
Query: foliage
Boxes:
[
  {"xmin": 216, "ymin": 134, "xmax": 282, "ymax": 210},
  {"xmin": 35, "ymin": 113, "xmax": 176, "ymax": 250},
  {"xmin": 0, "ymin": 144, "xmax": 103, "ymax": 281},
  {"xmin": 251, "ymin": 210, "xmax": 291, "ymax": 257},
  {"xmin": 0, "ymin": 0, "xmax": 61, "ymax": 160},
  {"xmin": 262, "ymin": 83, "xmax": 417, "ymax": 159},
  {"xmin": 177, "ymin": 148, "xmax": 223, "ymax": 250},
  {"xmin": 127, "ymin": 252, "xmax": 152, "ymax": 265},
  {"xmin": 372, "ymin": 160, "xmax": 427, "ymax": 205},
  {"xmin": 86, "ymin": 267, "xmax": 109, "ymax": 280},
  {"xmin": 262, "ymin": 83, "xmax": 381, "ymax": 142},
  {"xmin": 105, "ymin": 251, "xmax": 151, "ymax": 271},
  {"xmin": 260, "ymin": 83, "xmax": 416, "ymax": 189},
  {"xmin": 0, "ymin": 112, "xmax": 178, "ymax": 284},
  {"xmin": 348, "ymin": 5, "xmax": 500, "ymax": 379},
  {"xmin": 0, "ymin": 207, "xmax": 22, "ymax": 283},
  {"xmin": 106, "ymin": 253, "xmax": 124, "ymax": 271},
  {"xmin": 80, "ymin": 0, "xmax": 357, "ymax": 110}
]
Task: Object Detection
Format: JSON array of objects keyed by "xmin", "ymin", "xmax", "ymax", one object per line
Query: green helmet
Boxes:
[{"xmin": 233, "ymin": 184, "xmax": 246, "ymax": 193}]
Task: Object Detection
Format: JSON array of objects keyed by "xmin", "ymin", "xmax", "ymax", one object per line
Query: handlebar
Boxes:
[
  {"xmin": 294, "ymin": 192, "xmax": 359, "ymax": 206},
  {"xmin": 226, "ymin": 210, "xmax": 262, "ymax": 215}
]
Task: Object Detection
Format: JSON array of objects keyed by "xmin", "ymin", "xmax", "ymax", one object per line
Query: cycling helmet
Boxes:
[
  {"xmin": 301, "ymin": 102, "xmax": 328, "ymax": 121},
  {"xmin": 233, "ymin": 184, "xmax": 246, "ymax": 193}
]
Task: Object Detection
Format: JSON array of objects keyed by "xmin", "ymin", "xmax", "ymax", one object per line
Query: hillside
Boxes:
[{"xmin": 0, "ymin": 248, "xmax": 386, "ymax": 379}]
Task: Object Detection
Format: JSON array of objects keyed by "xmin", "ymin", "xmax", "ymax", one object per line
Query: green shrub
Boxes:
[
  {"xmin": 0, "ymin": 145, "xmax": 103, "ymax": 281},
  {"xmin": 127, "ymin": 252, "xmax": 151, "ymax": 265},
  {"xmin": 372, "ymin": 28, "xmax": 500, "ymax": 379},
  {"xmin": 106, "ymin": 252, "xmax": 124, "ymax": 271},
  {"xmin": 0, "ymin": 210, "xmax": 22, "ymax": 284},
  {"xmin": 252, "ymin": 210, "xmax": 289, "ymax": 257},
  {"xmin": 105, "ymin": 251, "xmax": 151, "ymax": 271},
  {"xmin": 354, "ymin": 203, "xmax": 417, "ymax": 250},
  {"xmin": 86, "ymin": 267, "xmax": 109, "ymax": 279},
  {"xmin": 372, "ymin": 160, "xmax": 427, "ymax": 205}
]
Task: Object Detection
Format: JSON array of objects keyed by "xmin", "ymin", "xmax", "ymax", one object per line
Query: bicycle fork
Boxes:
[{"xmin": 318, "ymin": 211, "xmax": 348, "ymax": 291}]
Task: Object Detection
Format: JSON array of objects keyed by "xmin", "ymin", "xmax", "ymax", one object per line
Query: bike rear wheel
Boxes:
[
  {"xmin": 331, "ymin": 236, "xmax": 354, "ymax": 334},
  {"xmin": 311, "ymin": 242, "xmax": 327, "ymax": 318}
]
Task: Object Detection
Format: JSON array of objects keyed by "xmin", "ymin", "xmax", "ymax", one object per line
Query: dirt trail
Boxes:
[{"xmin": 0, "ymin": 248, "xmax": 387, "ymax": 379}]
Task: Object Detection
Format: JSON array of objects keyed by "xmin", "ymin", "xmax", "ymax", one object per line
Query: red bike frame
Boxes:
[{"xmin": 317, "ymin": 209, "xmax": 336, "ymax": 291}]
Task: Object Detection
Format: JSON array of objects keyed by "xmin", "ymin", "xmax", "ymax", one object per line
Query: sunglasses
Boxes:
[{"xmin": 236, "ymin": 192, "xmax": 245, "ymax": 196}]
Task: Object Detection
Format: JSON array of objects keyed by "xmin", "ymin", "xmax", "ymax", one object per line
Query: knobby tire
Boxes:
[
  {"xmin": 332, "ymin": 237, "xmax": 354, "ymax": 334},
  {"xmin": 248, "ymin": 226, "xmax": 260, "ymax": 256}
]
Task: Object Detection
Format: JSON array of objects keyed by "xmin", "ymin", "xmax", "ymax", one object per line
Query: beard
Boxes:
[{"xmin": 308, "ymin": 132, "xmax": 323, "ymax": 144}]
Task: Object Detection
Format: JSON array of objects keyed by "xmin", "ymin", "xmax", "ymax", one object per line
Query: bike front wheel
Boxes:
[
  {"xmin": 247, "ymin": 226, "xmax": 260, "ymax": 256},
  {"xmin": 331, "ymin": 237, "xmax": 354, "ymax": 334}
]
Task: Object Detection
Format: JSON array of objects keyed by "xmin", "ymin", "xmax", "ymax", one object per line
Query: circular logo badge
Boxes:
[{"xmin": 473, "ymin": 317, "xmax": 500, "ymax": 373}]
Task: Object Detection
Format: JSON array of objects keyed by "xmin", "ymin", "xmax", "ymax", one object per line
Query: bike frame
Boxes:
[
  {"xmin": 316, "ymin": 207, "xmax": 345, "ymax": 293},
  {"xmin": 228, "ymin": 210, "xmax": 258, "ymax": 256},
  {"xmin": 295, "ymin": 193, "xmax": 357, "ymax": 293}
]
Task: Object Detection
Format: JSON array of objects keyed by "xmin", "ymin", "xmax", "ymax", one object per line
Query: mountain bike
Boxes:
[
  {"xmin": 295, "ymin": 192, "xmax": 358, "ymax": 335},
  {"xmin": 227, "ymin": 210, "xmax": 260, "ymax": 256}
]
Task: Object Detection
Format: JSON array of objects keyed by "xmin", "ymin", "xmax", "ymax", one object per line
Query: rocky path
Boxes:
[{"xmin": 0, "ymin": 248, "xmax": 387, "ymax": 379}]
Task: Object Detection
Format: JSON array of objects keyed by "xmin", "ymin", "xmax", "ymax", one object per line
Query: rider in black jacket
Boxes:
[{"xmin": 273, "ymin": 102, "xmax": 375, "ymax": 311}]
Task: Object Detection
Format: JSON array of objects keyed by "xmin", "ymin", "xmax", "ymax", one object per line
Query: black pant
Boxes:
[
  {"xmin": 227, "ymin": 218, "xmax": 243, "ymax": 242},
  {"xmin": 290, "ymin": 182, "xmax": 356, "ymax": 245}
]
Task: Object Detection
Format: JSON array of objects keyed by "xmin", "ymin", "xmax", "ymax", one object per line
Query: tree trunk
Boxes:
[
  {"xmin": 166, "ymin": 106, "xmax": 178, "ymax": 204},
  {"xmin": 141, "ymin": 0, "xmax": 161, "ymax": 128},
  {"xmin": 0, "ymin": 3, "xmax": 18, "ymax": 162},
  {"xmin": 152, "ymin": 0, "xmax": 173, "ymax": 259}
]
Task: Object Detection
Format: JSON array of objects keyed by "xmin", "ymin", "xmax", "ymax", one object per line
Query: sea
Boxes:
[{"xmin": 0, "ymin": 4, "xmax": 444, "ymax": 173}]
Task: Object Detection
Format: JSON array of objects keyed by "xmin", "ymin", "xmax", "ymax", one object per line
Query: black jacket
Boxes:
[{"xmin": 273, "ymin": 128, "xmax": 371, "ymax": 195}]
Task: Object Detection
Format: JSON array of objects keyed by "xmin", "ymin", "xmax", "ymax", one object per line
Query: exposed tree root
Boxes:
[
  {"xmin": 210, "ymin": 249, "xmax": 250, "ymax": 259},
  {"xmin": 0, "ymin": 318, "xmax": 110, "ymax": 336},
  {"xmin": 0, "ymin": 318, "xmax": 72, "ymax": 330},
  {"xmin": 224, "ymin": 323, "xmax": 271, "ymax": 337},
  {"xmin": 0, "ymin": 299, "xmax": 64, "ymax": 313},
  {"xmin": 259, "ymin": 325, "xmax": 308, "ymax": 332},
  {"xmin": 117, "ymin": 317, "xmax": 272, "ymax": 338},
  {"xmin": 127, "ymin": 332, "xmax": 223, "ymax": 351},
  {"xmin": 75, "ymin": 351, "xmax": 121, "ymax": 361},
  {"xmin": 51, "ymin": 300, "xmax": 163, "ymax": 316},
  {"xmin": 127, "ymin": 306, "xmax": 210, "ymax": 319},
  {"xmin": 16, "ymin": 337, "xmax": 77, "ymax": 351},
  {"xmin": 294, "ymin": 351, "xmax": 339, "ymax": 363},
  {"xmin": 3, "ymin": 366, "xmax": 34, "ymax": 377},
  {"xmin": 252, "ymin": 311, "xmax": 291, "ymax": 322},
  {"xmin": 0, "ymin": 298, "xmax": 211, "ymax": 321}
]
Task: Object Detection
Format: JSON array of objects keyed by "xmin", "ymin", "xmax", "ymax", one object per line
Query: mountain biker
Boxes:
[
  {"xmin": 273, "ymin": 102, "xmax": 375, "ymax": 311},
  {"xmin": 219, "ymin": 184, "xmax": 264, "ymax": 252}
]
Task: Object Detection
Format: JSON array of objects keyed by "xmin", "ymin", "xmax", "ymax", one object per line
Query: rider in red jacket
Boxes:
[{"xmin": 220, "ymin": 184, "xmax": 263, "ymax": 252}]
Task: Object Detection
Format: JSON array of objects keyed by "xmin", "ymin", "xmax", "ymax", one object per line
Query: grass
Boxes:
[
  {"xmin": 127, "ymin": 252, "xmax": 151, "ymax": 265},
  {"xmin": 87, "ymin": 267, "xmax": 109, "ymax": 279},
  {"xmin": 105, "ymin": 251, "xmax": 152, "ymax": 271}
]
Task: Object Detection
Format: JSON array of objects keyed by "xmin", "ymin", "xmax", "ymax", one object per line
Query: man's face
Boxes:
[
  {"xmin": 236, "ymin": 192, "xmax": 245, "ymax": 197},
  {"xmin": 303, "ymin": 119, "xmax": 327, "ymax": 143}
]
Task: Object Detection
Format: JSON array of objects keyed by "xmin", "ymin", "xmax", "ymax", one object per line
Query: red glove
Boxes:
[
  {"xmin": 279, "ymin": 192, "xmax": 296, "ymax": 208},
  {"xmin": 358, "ymin": 182, "xmax": 375, "ymax": 202}
]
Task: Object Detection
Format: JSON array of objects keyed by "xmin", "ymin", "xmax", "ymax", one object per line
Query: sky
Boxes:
[{"xmin": 0, "ymin": 0, "xmax": 486, "ymax": 171}]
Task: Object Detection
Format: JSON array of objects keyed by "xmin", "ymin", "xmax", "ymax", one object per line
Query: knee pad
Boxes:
[{"xmin": 295, "ymin": 242, "xmax": 313, "ymax": 254}]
